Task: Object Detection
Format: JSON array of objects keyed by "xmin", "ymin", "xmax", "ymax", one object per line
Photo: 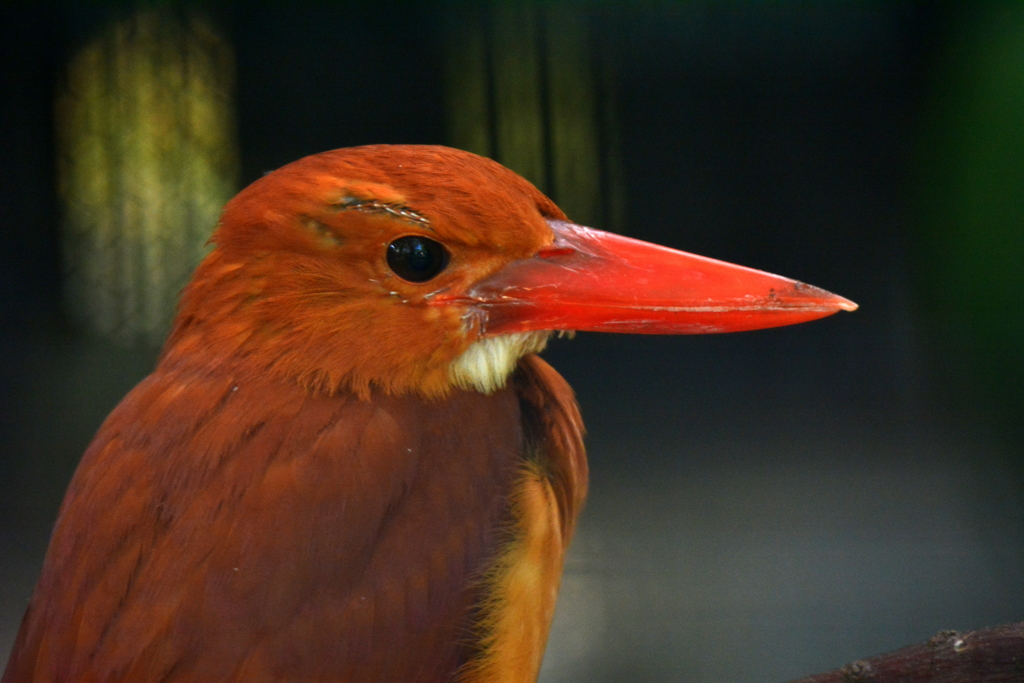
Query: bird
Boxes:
[{"xmin": 3, "ymin": 145, "xmax": 855, "ymax": 683}]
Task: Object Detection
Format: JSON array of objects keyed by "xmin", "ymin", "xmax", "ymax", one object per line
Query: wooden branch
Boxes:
[{"xmin": 788, "ymin": 622, "xmax": 1024, "ymax": 683}]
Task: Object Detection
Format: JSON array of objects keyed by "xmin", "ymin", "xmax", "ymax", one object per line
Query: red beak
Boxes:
[{"xmin": 437, "ymin": 220, "xmax": 857, "ymax": 336}]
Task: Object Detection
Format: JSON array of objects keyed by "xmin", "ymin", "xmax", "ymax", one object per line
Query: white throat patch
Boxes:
[{"xmin": 449, "ymin": 331, "xmax": 551, "ymax": 394}]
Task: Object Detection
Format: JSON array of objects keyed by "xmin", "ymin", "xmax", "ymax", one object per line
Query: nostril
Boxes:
[{"xmin": 536, "ymin": 246, "xmax": 575, "ymax": 259}]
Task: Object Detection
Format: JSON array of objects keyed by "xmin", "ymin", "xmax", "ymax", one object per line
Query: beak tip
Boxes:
[{"xmin": 794, "ymin": 282, "xmax": 857, "ymax": 313}]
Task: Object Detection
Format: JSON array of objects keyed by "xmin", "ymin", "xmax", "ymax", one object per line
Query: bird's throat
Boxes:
[{"xmin": 448, "ymin": 331, "xmax": 551, "ymax": 394}]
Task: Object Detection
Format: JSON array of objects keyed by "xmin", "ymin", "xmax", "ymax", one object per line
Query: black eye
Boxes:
[{"xmin": 386, "ymin": 235, "xmax": 450, "ymax": 283}]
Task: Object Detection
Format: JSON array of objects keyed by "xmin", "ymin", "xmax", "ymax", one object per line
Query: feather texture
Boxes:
[
  {"xmin": 3, "ymin": 355, "xmax": 585, "ymax": 683},
  {"xmin": 455, "ymin": 356, "xmax": 587, "ymax": 683}
]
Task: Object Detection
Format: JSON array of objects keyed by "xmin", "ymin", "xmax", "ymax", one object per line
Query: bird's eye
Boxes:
[{"xmin": 386, "ymin": 236, "xmax": 450, "ymax": 283}]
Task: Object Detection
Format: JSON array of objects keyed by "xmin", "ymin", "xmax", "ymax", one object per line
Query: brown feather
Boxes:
[{"xmin": 4, "ymin": 354, "xmax": 587, "ymax": 683}]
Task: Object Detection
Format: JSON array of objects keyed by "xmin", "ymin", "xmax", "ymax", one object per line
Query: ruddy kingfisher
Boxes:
[{"xmin": 3, "ymin": 145, "xmax": 855, "ymax": 682}]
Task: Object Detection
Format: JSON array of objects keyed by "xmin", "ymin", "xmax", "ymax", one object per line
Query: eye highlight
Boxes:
[{"xmin": 386, "ymin": 236, "xmax": 450, "ymax": 283}]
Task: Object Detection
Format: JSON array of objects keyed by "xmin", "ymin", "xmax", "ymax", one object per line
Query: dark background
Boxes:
[{"xmin": 3, "ymin": 3, "xmax": 1023, "ymax": 682}]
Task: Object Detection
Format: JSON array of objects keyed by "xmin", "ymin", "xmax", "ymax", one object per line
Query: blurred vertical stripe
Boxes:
[
  {"xmin": 56, "ymin": 9, "xmax": 239, "ymax": 345},
  {"xmin": 443, "ymin": 1, "xmax": 622, "ymax": 231}
]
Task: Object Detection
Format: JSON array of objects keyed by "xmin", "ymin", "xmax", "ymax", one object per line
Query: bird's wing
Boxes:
[
  {"xmin": 454, "ymin": 354, "xmax": 589, "ymax": 683},
  {"xmin": 514, "ymin": 354, "xmax": 588, "ymax": 542},
  {"xmin": 3, "ymin": 366, "xmax": 525, "ymax": 683}
]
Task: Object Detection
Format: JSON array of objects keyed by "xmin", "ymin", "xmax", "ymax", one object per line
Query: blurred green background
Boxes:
[{"xmin": 2, "ymin": 2, "xmax": 1023, "ymax": 681}]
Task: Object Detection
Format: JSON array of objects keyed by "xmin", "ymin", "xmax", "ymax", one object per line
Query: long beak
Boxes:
[{"xmin": 438, "ymin": 220, "xmax": 856, "ymax": 336}]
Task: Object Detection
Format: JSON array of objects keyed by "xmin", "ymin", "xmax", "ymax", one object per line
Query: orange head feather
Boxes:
[{"xmin": 162, "ymin": 145, "xmax": 566, "ymax": 399}]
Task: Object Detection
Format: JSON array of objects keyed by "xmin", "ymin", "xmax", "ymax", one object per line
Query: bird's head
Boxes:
[{"xmin": 164, "ymin": 145, "xmax": 855, "ymax": 399}]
